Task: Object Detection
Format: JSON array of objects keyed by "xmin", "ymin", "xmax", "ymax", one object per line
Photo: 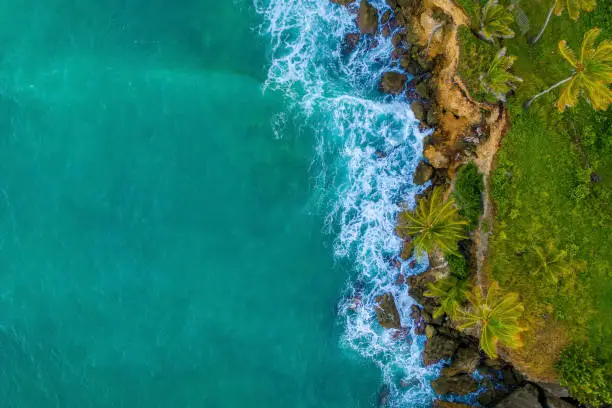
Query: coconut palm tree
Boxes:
[
  {"xmin": 532, "ymin": 242, "xmax": 572, "ymax": 284},
  {"xmin": 460, "ymin": 281, "xmax": 525, "ymax": 358},
  {"xmin": 478, "ymin": 0, "xmax": 515, "ymax": 43},
  {"xmin": 397, "ymin": 187, "xmax": 468, "ymax": 257},
  {"xmin": 480, "ymin": 48, "xmax": 523, "ymax": 101},
  {"xmin": 531, "ymin": 0, "xmax": 597, "ymax": 44},
  {"xmin": 524, "ymin": 27, "xmax": 612, "ymax": 111},
  {"xmin": 425, "ymin": 276, "xmax": 471, "ymax": 319}
]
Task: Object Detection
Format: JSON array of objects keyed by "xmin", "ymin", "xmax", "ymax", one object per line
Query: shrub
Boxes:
[
  {"xmin": 446, "ymin": 253, "xmax": 469, "ymax": 280},
  {"xmin": 454, "ymin": 162, "xmax": 485, "ymax": 227},
  {"xmin": 555, "ymin": 343, "xmax": 612, "ymax": 407}
]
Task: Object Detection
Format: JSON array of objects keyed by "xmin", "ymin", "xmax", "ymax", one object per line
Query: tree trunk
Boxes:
[
  {"xmin": 523, "ymin": 76, "xmax": 572, "ymax": 109},
  {"xmin": 530, "ymin": 4, "xmax": 556, "ymax": 44}
]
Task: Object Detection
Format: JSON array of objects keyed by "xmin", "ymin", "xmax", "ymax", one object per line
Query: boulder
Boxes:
[
  {"xmin": 330, "ymin": 0, "xmax": 355, "ymax": 5},
  {"xmin": 423, "ymin": 333, "xmax": 459, "ymax": 366},
  {"xmin": 537, "ymin": 383, "xmax": 569, "ymax": 398},
  {"xmin": 415, "ymin": 81, "xmax": 430, "ymax": 99},
  {"xmin": 395, "ymin": 273, "xmax": 405, "ymax": 285},
  {"xmin": 493, "ymin": 384, "xmax": 541, "ymax": 408},
  {"xmin": 427, "ymin": 108, "xmax": 438, "ymax": 126},
  {"xmin": 381, "ymin": 9, "xmax": 392, "ymax": 24},
  {"xmin": 545, "ymin": 395, "xmax": 575, "ymax": 408},
  {"xmin": 391, "ymin": 31, "xmax": 405, "ymax": 47},
  {"xmin": 413, "ymin": 160, "xmax": 434, "ymax": 185},
  {"xmin": 410, "ymin": 305, "xmax": 427, "ymax": 335},
  {"xmin": 434, "ymin": 401, "xmax": 477, "ymax": 408},
  {"xmin": 400, "ymin": 239, "xmax": 414, "ymax": 260},
  {"xmin": 358, "ymin": 0, "xmax": 378, "ymax": 34},
  {"xmin": 444, "ymin": 346, "xmax": 480, "ymax": 376},
  {"xmin": 375, "ymin": 293, "xmax": 401, "ymax": 329},
  {"xmin": 342, "ymin": 33, "xmax": 361, "ymax": 54},
  {"xmin": 424, "ymin": 145, "xmax": 450, "ymax": 168},
  {"xmin": 411, "ymin": 101, "xmax": 426, "ymax": 121},
  {"xmin": 431, "ymin": 374, "xmax": 479, "ymax": 396},
  {"xmin": 380, "ymin": 72, "xmax": 407, "ymax": 94}
]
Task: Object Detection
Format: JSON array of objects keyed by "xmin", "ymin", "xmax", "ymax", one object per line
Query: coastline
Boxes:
[{"xmin": 330, "ymin": 0, "xmax": 580, "ymax": 406}]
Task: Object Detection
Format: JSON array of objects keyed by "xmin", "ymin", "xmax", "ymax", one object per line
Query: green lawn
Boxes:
[{"xmin": 453, "ymin": 0, "xmax": 611, "ymax": 398}]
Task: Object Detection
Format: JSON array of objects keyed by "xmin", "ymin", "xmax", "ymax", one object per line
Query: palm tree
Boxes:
[
  {"xmin": 531, "ymin": 0, "xmax": 597, "ymax": 44},
  {"xmin": 478, "ymin": 0, "xmax": 515, "ymax": 43},
  {"xmin": 425, "ymin": 276, "xmax": 471, "ymax": 319},
  {"xmin": 460, "ymin": 281, "xmax": 525, "ymax": 358},
  {"xmin": 525, "ymin": 28, "xmax": 612, "ymax": 111},
  {"xmin": 397, "ymin": 187, "xmax": 468, "ymax": 257},
  {"xmin": 480, "ymin": 48, "xmax": 523, "ymax": 101},
  {"xmin": 532, "ymin": 242, "xmax": 572, "ymax": 284}
]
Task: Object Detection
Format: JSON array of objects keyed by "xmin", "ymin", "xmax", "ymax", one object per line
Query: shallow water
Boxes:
[{"xmin": 0, "ymin": 0, "xmax": 438, "ymax": 407}]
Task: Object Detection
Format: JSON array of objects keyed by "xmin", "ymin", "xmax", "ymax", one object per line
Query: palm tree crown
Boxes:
[
  {"xmin": 460, "ymin": 281, "xmax": 525, "ymax": 358},
  {"xmin": 554, "ymin": 0, "xmax": 596, "ymax": 20},
  {"xmin": 425, "ymin": 276, "xmax": 471, "ymax": 319},
  {"xmin": 397, "ymin": 187, "xmax": 468, "ymax": 257},
  {"xmin": 480, "ymin": 47, "xmax": 523, "ymax": 101},
  {"xmin": 525, "ymin": 27, "xmax": 612, "ymax": 111},
  {"xmin": 479, "ymin": 0, "xmax": 515, "ymax": 42},
  {"xmin": 556, "ymin": 27, "xmax": 612, "ymax": 111}
]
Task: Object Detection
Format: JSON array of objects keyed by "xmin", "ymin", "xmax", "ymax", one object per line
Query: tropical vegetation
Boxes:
[
  {"xmin": 425, "ymin": 276, "xmax": 471, "ymax": 319},
  {"xmin": 460, "ymin": 281, "xmax": 525, "ymax": 358},
  {"xmin": 396, "ymin": 187, "xmax": 468, "ymax": 257},
  {"xmin": 479, "ymin": 48, "xmax": 522, "ymax": 102},
  {"xmin": 531, "ymin": 0, "xmax": 597, "ymax": 44},
  {"xmin": 454, "ymin": 0, "xmax": 611, "ymax": 403},
  {"xmin": 525, "ymin": 27, "xmax": 612, "ymax": 110},
  {"xmin": 478, "ymin": 0, "xmax": 515, "ymax": 42},
  {"xmin": 453, "ymin": 162, "xmax": 485, "ymax": 227}
]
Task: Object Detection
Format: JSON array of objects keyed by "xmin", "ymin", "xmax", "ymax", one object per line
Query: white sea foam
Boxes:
[{"xmin": 255, "ymin": 0, "xmax": 442, "ymax": 406}]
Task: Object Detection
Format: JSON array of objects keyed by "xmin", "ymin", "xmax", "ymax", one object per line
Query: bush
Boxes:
[
  {"xmin": 555, "ymin": 343, "xmax": 612, "ymax": 407},
  {"xmin": 446, "ymin": 253, "xmax": 469, "ymax": 280},
  {"xmin": 454, "ymin": 162, "xmax": 485, "ymax": 227}
]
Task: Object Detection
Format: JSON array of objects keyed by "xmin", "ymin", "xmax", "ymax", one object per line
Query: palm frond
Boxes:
[{"xmin": 480, "ymin": 48, "xmax": 522, "ymax": 101}]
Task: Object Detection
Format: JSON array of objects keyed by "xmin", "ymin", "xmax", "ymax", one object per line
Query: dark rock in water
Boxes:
[
  {"xmin": 492, "ymin": 384, "xmax": 541, "ymax": 408},
  {"xmin": 434, "ymin": 400, "xmax": 478, "ymax": 408},
  {"xmin": 423, "ymin": 333, "xmax": 459, "ymax": 366},
  {"xmin": 375, "ymin": 293, "xmax": 402, "ymax": 329},
  {"xmin": 375, "ymin": 149, "xmax": 388, "ymax": 158},
  {"xmin": 382, "ymin": 25, "xmax": 391, "ymax": 37},
  {"xmin": 378, "ymin": 384, "xmax": 390, "ymax": 407},
  {"xmin": 343, "ymin": 32, "xmax": 361, "ymax": 54},
  {"xmin": 427, "ymin": 108, "xmax": 438, "ymax": 126},
  {"xmin": 395, "ymin": 273, "xmax": 405, "ymax": 285},
  {"xmin": 415, "ymin": 81, "xmax": 430, "ymax": 99},
  {"xmin": 358, "ymin": 0, "xmax": 378, "ymax": 34},
  {"xmin": 400, "ymin": 239, "xmax": 414, "ymax": 260},
  {"xmin": 330, "ymin": 0, "xmax": 355, "ymax": 5},
  {"xmin": 381, "ymin": 9, "xmax": 392, "ymax": 24},
  {"xmin": 431, "ymin": 374, "xmax": 479, "ymax": 396},
  {"xmin": 391, "ymin": 31, "xmax": 405, "ymax": 47},
  {"xmin": 410, "ymin": 304, "xmax": 427, "ymax": 335},
  {"xmin": 444, "ymin": 346, "xmax": 480, "ymax": 376},
  {"xmin": 413, "ymin": 160, "xmax": 434, "ymax": 185},
  {"xmin": 411, "ymin": 101, "xmax": 426, "ymax": 121},
  {"xmin": 380, "ymin": 72, "xmax": 407, "ymax": 94},
  {"xmin": 536, "ymin": 382, "xmax": 569, "ymax": 398},
  {"xmin": 409, "ymin": 259, "xmax": 417, "ymax": 268}
]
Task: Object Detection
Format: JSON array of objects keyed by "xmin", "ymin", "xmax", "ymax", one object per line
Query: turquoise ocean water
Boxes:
[{"xmin": 0, "ymin": 0, "xmax": 441, "ymax": 407}]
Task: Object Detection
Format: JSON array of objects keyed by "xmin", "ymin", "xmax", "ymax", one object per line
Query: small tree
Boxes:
[
  {"xmin": 525, "ymin": 27, "xmax": 612, "ymax": 111},
  {"xmin": 425, "ymin": 276, "xmax": 471, "ymax": 319},
  {"xmin": 531, "ymin": 0, "xmax": 597, "ymax": 44},
  {"xmin": 397, "ymin": 187, "xmax": 468, "ymax": 257},
  {"xmin": 480, "ymin": 48, "xmax": 523, "ymax": 102},
  {"xmin": 478, "ymin": 0, "xmax": 515, "ymax": 43},
  {"xmin": 460, "ymin": 281, "xmax": 525, "ymax": 358},
  {"xmin": 532, "ymin": 242, "xmax": 572, "ymax": 284}
]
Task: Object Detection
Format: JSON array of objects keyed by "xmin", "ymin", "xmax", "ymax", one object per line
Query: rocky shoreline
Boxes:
[{"xmin": 330, "ymin": 0, "xmax": 578, "ymax": 406}]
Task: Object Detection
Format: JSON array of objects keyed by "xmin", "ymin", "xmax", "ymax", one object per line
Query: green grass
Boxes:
[{"xmin": 454, "ymin": 0, "xmax": 612, "ymax": 395}]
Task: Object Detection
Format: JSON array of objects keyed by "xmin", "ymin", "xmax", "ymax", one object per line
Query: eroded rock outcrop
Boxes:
[{"xmin": 375, "ymin": 293, "xmax": 402, "ymax": 329}]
